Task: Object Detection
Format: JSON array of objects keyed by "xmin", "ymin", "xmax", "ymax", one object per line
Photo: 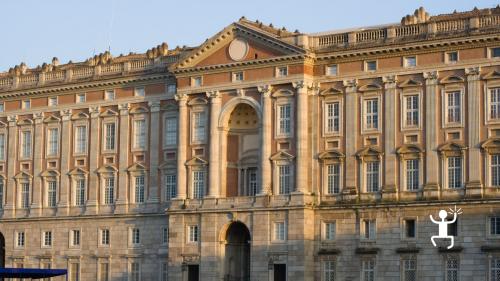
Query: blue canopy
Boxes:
[{"xmin": 0, "ymin": 268, "xmax": 67, "ymax": 279}]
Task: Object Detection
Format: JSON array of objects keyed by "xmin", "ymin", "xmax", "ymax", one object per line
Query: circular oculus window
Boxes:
[{"xmin": 228, "ymin": 38, "xmax": 249, "ymax": 61}]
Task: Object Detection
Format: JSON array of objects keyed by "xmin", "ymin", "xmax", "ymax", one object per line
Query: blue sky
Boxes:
[{"xmin": 1, "ymin": 0, "xmax": 498, "ymax": 71}]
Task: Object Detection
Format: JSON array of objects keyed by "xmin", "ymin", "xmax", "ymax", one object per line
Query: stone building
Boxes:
[{"xmin": 0, "ymin": 6, "xmax": 499, "ymax": 281}]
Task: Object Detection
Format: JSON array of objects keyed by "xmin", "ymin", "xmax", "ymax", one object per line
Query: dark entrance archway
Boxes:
[
  {"xmin": 0, "ymin": 232, "xmax": 4, "ymax": 268},
  {"xmin": 224, "ymin": 221, "xmax": 250, "ymax": 281}
]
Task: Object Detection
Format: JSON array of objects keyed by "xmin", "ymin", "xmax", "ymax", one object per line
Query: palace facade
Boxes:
[{"xmin": 0, "ymin": 6, "xmax": 500, "ymax": 281}]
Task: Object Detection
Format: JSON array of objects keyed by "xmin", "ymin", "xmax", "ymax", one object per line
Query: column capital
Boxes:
[
  {"xmin": 343, "ymin": 79, "xmax": 358, "ymax": 93},
  {"xmin": 235, "ymin": 89, "xmax": 245, "ymax": 97},
  {"xmin": 308, "ymin": 82, "xmax": 321, "ymax": 95},
  {"xmin": 7, "ymin": 115, "xmax": 17, "ymax": 125},
  {"xmin": 206, "ymin": 90, "xmax": 221, "ymax": 100},
  {"xmin": 292, "ymin": 80, "xmax": 313, "ymax": 92},
  {"xmin": 60, "ymin": 109, "xmax": 72, "ymax": 121},
  {"xmin": 33, "ymin": 112, "xmax": 44, "ymax": 123},
  {"xmin": 382, "ymin": 75, "xmax": 398, "ymax": 89},
  {"xmin": 423, "ymin": 71, "xmax": 439, "ymax": 81},
  {"xmin": 118, "ymin": 103, "xmax": 130, "ymax": 115},
  {"xmin": 257, "ymin": 85, "xmax": 273, "ymax": 97},
  {"xmin": 465, "ymin": 67, "xmax": 481, "ymax": 80},
  {"xmin": 148, "ymin": 101, "xmax": 161, "ymax": 113},
  {"xmin": 174, "ymin": 93, "xmax": 188, "ymax": 104},
  {"xmin": 89, "ymin": 106, "xmax": 100, "ymax": 118}
]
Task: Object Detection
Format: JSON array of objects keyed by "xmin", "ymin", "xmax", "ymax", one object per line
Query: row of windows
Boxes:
[{"xmin": 14, "ymin": 226, "xmax": 168, "ymax": 249}]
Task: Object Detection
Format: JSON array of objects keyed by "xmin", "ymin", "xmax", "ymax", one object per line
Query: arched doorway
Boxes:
[{"xmin": 224, "ymin": 221, "xmax": 251, "ymax": 281}]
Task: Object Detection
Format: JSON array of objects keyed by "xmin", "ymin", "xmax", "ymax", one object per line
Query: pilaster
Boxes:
[
  {"xmin": 175, "ymin": 93, "xmax": 188, "ymax": 200},
  {"xmin": 30, "ymin": 113, "xmax": 44, "ymax": 216},
  {"xmin": 293, "ymin": 81, "xmax": 309, "ymax": 194},
  {"xmin": 423, "ymin": 71, "xmax": 440, "ymax": 199},
  {"xmin": 115, "ymin": 103, "xmax": 130, "ymax": 214},
  {"xmin": 56, "ymin": 109, "xmax": 72, "ymax": 216},
  {"xmin": 86, "ymin": 106, "xmax": 100, "ymax": 215},
  {"xmin": 343, "ymin": 79, "xmax": 359, "ymax": 198},
  {"xmin": 382, "ymin": 75, "xmax": 398, "ymax": 200},
  {"xmin": 258, "ymin": 85, "xmax": 272, "ymax": 195},
  {"xmin": 465, "ymin": 67, "xmax": 483, "ymax": 197},
  {"xmin": 147, "ymin": 101, "xmax": 161, "ymax": 208},
  {"xmin": 4, "ymin": 115, "xmax": 18, "ymax": 218},
  {"xmin": 206, "ymin": 91, "xmax": 222, "ymax": 198}
]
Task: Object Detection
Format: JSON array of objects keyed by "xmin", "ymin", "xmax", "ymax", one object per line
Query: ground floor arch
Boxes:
[{"xmin": 223, "ymin": 221, "xmax": 251, "ymax": 281}]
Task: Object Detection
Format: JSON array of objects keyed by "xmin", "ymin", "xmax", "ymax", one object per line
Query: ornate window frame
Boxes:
[
  {"xmin": 320, "ymin": 87, "xmax": 343, "ymax": 137},
  {"xmin": 438, "ymin": 142, "xmax": 467, "ymax": 189},
  {"xmin": 0, "ymin": 121, "xmax": 8, "ymax": 162},
  {"xmin": 359, "ymin": 84, "xmax": 382, "ymax": 134},
  {"xmin": 17, "ymin": 118, "xmax": 33, "ymax": 160},
  {"xmin": 14, "ymin": 171, "xmax": 32, "ymax": 209},
  {"xmin": 273, "ymin": 89, "xmax": 295, "ymax": 139},
  {"xmin": 357, "ymin": 146, "xmax": 383, "ymax": 193},
  {"xmin": 318, "ymin": 150, "xmax": 344, "ymax": 195},
  {"xmin": 159, "ymin": 162, "xmax": 177, "ymax": 202},
  {"xmin": 72, "ymin": 112, "xmax": 89, "ymax": 156},
  {"xmin": 68, "ymin": 167, "xmax": 88, "ymax": 207},
  {"xmin": 440, "ymin": 75, "xmax": 465, "ymax": 128},
  {"xmin": 127, "ymin": 163, "xmax": 148, "ymax": 205},
  {"xmin": 97, "ymin": 165, "xmax": 118, "ymax": 205},
  {"xmin": 130, "ymin": 106, "xmax": 150, "ymax": 152},
  {"xmin": 396, "ymin": 144, "xmax": 424, "ymax": 192},
  {"xmin": 44, "ymin": 115, "xmax": 61, "ymax": 158},
  {"xmin": 481, "ymin": 138, "xmax": 500, "ymax": 188},
  {"xmin": 484, "ymin": 71, "xmax": 500, "ymax": 125},
  {"xmin": 185, "ymin": 157, "xmax": 207, "ymax": 199},
  {"xmin": 40, "ymin": 170, "xmax": 60, "ymax": 208},
  {"xmin": 270, "ymin": 151, "xmax": 295, "ymax": 195},
  {"xmin": 162, "ymin": 104, "xmax": 178, "ymax": 150},
  {"xmin": 100, "ymin": 109, "xmax": 118, "ymax": 154},
  {"xmin": 188, "ymin": 97, "xmax": 208, "ymax": 145}
]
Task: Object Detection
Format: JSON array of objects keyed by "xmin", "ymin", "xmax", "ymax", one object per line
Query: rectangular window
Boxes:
[
  {"xmin": 448, "ymin": 157, "xmax": 462, "ymax": 189},
  {"xmin": 0, "ymin": 103, "xmax": 4, "ymax": 112},
  {"xmin": 276, "ymin": 66, "xmax": 288, "ymax": 77},
  {"xmin": 491, "ymin": 258, "xmax": 500, "ymax": 281},
  {"xmin": 164, "ymin": 116, "xmax": 178, "ymax": 146},
  {"xmin": 70, "ymin": 263, "xmax": 80, "ymax": 281},
  {"xmin": 446, "ymin": 257, "xmax": 459, "ymax": 281},
  {"xmin": 404, "ymin": 219, "xmax": 416, "ymax": 238},
  {"xmin": 406, "ymin": 159, "xmax": 419, "ymax": 191},
  {"xmin": 101, "ymin": 229, "xmax": 110, "ymax": 246},
  {"xmin": 47, "ymin": 181, "xmax": 57, "ymax": 207},
  {"xmin": 161, "ymin": 263, "xmax": 168, "ymax": 281},
  {"xmin": 366, "ymin": 161, "xmax": 380, "ymax": 192},
  {"xmin": 193, "ymin": 112, "xmax": 206, "ymax": 143},
  {"xmin": 75, "ymin": 179, "xmax": 86, "ymax": 206},
  {"xmin": 132, "ymin": 228, "xmax": 140, "ymax": 245},
  {"xmin": 402, "ymin": 258, "xmax": 416, "ymax": 281},
  {"xmin": 192, "ymin": 171, "xmax": 205, "ymax": 199},
  {"xmin": 43, "ymin": 231, "xmax": 52, "ymax": 247},
  {"xmin": 134, "ymin": 119, "xmax": 146, "ymax": 149},
  {"xmin": 233, "ymin": 72, "xmax": 244, "ymax": 82},
  {"xmin": 0, "ymin": 181, "xmax": 3, "ymax": 209},
  {"xmin": 247, "ymin": 168, "xmax": 258, "ymax": 196},
  {"xmin": 47, "ymin": 128, "xmax": 59, "ymax": 156},
  {"xmin": 404, "ymin": 95, "xmax": 419, "ymax": 127},
  {"xmin": 278, "ymin": 104, "xmax": 291, "ymax": 136},
  {"xmin": 491, "ymin": 88, "xmax": 500, "ymax": 120},
  {"xmin": 362, "ymin": 219, "xmax": 376, "ymax": 240},
  {"xmin": 446, "ymin": 51, "xmax": 458, "ymax": 63},
  {"xmin": 365, "ymin": 60, "xmax": 377, "ymax": 71},
  {"xmin": 491, "ymin": 217, "xmax": 500, "ymax": 236},
  {"xmin": 0, "ymin": 133, "xmax": 5, "ymax": 160},
  {"xmin": 278, "ymin": 165, "xmax": 291, "ymax": 194},
  {"xmin": 192, "ymin": 77, "xmax": 202, "ymax": 87},
  {"xmin": 492, "ymin": 155, "xmax": 500, "ymax": 187},
  {"xmin": 326, "ymin": 64, "xmax": 338, "ymax": 76},
  {"xmin": 167, "ymin": 84, "xmax": 177, "ymax": 94},
  {"xmin": 361, "ymin": 259, "xmax": 375, "ymax": 281},
  {"xmin": 21, "ymin": 130, "xmax": 32, "ymax": 158},
  {"xmin": 71, "ymin": 230, "xmax": 80, "ymax": 247},
  {"xmin": 491, "ymin": 47, "xmax": 500, "ymax": 58},
  {"xmin": 76, "ymin": 93, "xmax": 86, "ymax": 103},
  {"xmin": 365, "ymin": 99, "xmax": 378, "ymax": 130},
  {"xmin": 104, "ymin": 123, "xmax": 116, "ymax": 150},
  {"xmin": 324, "ymin": 222, "xmax": 336, "ymax": 241},
  {"xmin": 274, "ymin": 222, "xmax": 286, "ymax": 241},
  {"xmin": 75, "ymin": 126, "xmax": 87, "ymax": 154},
  {"xmin": 104, "ymin": 177, "xmax": 115, "ymax": 204},
  {"xmin": 134, "ymin": 87, "xmax": 145, "ymax": 97},
  {"xmin": 16, "ymin": 231, "xmax": 25, "ymax": 248},
  {"xmin": 48, "ymin": 97, "xmax": 58, "ymax": 106},
  {"xmin": 21, "ymin": 183, "xmax": 30, "ymax": 209},
  {"xmin": 22, "ymin": 100, "xmax": 31, "ymax": 109},
  {"xmin": 164, "ymin": 174, "xmax": 177, "ymax": 200},
  {"xmin": 162, "ymin": 227, "xmax": 169, "ymax": 245},
  {"xmin": 130, "ymin": 262, "xmax": 140, "ymax": 281},
  {"xmin": 447, "ymin": 91, "xmax": 461, "ymax": 123},
  {"xmin": 447, "ymin": 218, "xmax": 458, "ymax": 237},
  {"xmin": 325, "ymin": 102, "xmax": 340, "ymax": 134},
  {"xmin": 326, "ymin": 164, "xmax": 340, "ymax": 194},
  {"xmin": 135, "ymin": 175, "xmax": 145, "ymax": 203},
  {"xmin": 188, "ymin": 225, "xmax": 199, "ymax": 243},
  {"xmin": 99, "ymin": 263, "xmax": 109, "ymax": 281},
  {"xmin": 104, "ymin": 90, "xmax": 115, "ymax": 100},
  {"xmin": 404, "ymin": 56, "xmax": 417, "ymax": 68},
  {"xmin": 324, "ymin": 260, "xmax": 336, "ymax": 281}
]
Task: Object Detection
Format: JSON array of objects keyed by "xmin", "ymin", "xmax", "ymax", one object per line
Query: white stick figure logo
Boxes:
[{"xmin": 429, "ymin": 206, "xmax": 463, "ymax": 249}]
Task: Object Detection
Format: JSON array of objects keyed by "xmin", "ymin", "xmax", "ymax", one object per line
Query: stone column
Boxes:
[
  {"xmin": 293, "ymin": 81, "xmax": 309, "ymax": 194},
  {"xmin": 57, "ymin": 109, "xmax": 72, "ymax": 215},
  {"xmin": 86, "ymin": 106, "xmax": 100, "ymax": 214},
  {"xmin": 115, "ymin": 103, "xmax": 130, "ymax": 214},
  {"xmin": 423, "ymin": 71, "xmax": 440, "ymax": 197},
  {"xmin": 343, "ymin": 79, "xmax": 359, "ymax": 196},
  {"xmin": 465, "ymin": 67, "xmax": 483, "ymax": 196},
  {"xmin": 219, "ymin": 128, "xmax": 228, "ymax": 196},
  {"xmin": 175, "ymin": 93, "xmax": 188, "ymax": 199},
  {"xmin": 148, "ymin": 101, "xmax": 161, "ymax": 207},
  {"xmin": 206, "ymin": 91, "xmax": 221, "ymax": 198},
  {"xmin": 30, "ymin": 113, "xmax": 43, "ymax": 216},
  {"xmin": 258, "ymin": 85, "xmax": 272, "ymax": 195},
  {"xmin": 4, "ymin": 115, "xmax": 17, "ymax": 218},
  {"xmin": 382, "ymin": 75, "xmax": 398, "ymax": 199}
]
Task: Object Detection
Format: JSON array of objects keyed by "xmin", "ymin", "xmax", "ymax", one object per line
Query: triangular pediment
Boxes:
[
  {"xmin": 16, "ymin": 118, "xmax": 33, "ymax": 126},
  {"xmin": 14, "ymin": 171, "xmax": 32, "ymax": 179},
  {"xmin": 398, "ymin": 78, "xmax": 422, "ymax": 88},
  {"xmin": 358, "ymin": 83, "xmax": 382, "ymax": 92},
  {"xmin": 320, "ymin": 87, "xmax": 343, "ymax": 96},
  {"xmin": 72, "ymin": 112, "xmax": 89, "ymax": 120},
  {"xmin": 270, "ymin": 150, "xmax": 295, "ymax": 161},
  {"xmin": 43, "ymin": 115, "xmax": 61, "ymax": 123},
  {"xmin": 40, "ymin": 169, "xmax": 60, "ymax": 177},
  {"xmin": 0, "ymin": 120, "xmax": 7, "ymax": 128},
  {"xmin": 68, "ymin": 167, "xmax": 88, "ymax": 176},
  {"xmin": 356, "ymin": 146, "xmax": 383, "ymax": 157},
  {"xmin": 483, "ymin": 70, "xmax": 500, "ymax": 80},
  {"xmin": 318, "ymin": 150, "xmax": 345, "ymax": 160},
  {"xmin": 159, "ymin": 161, "xmax": 176, "ymax": 170},
  {"xmin": 173, "ymin": 21, "xmax": 305, "ymax": 70},
  {"xmin": 440, "ymin": 75, "xmax": 464, "ymax": 84},
  {"xmin": 185, "ymin": 156, "xmax": 208, "ymax": 166},
  {"xmin": 396, "ymin": 144, "xmax": 423, "ymax": 155},
  {"xmin": 438, "ymin": 141, "xmax": 466, "ymax": 152},
  {"xmin": 127, "ymin": 163, "xmax": 148, "ymax": 172},
  {"xmin": 482, "ymin": 137, "xmax": 500, "ymax": 149},
  {"xmin": 129, "ymin": 106, "xmax": 149, "ymax": 115},
  {"xmin": 96, "ymin": 165, "xmax": 118, "ymax": 174},
  {"xmin": 188, "ymin": 97, "xmax": 208, "ymax": 106},
  {"xmin": 99, "ymin": 109, "xmax": 118, "ymax": 117},
  {"xmin": 161, "ymin": 103, "xmax": 178, "ymax": 111}
]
